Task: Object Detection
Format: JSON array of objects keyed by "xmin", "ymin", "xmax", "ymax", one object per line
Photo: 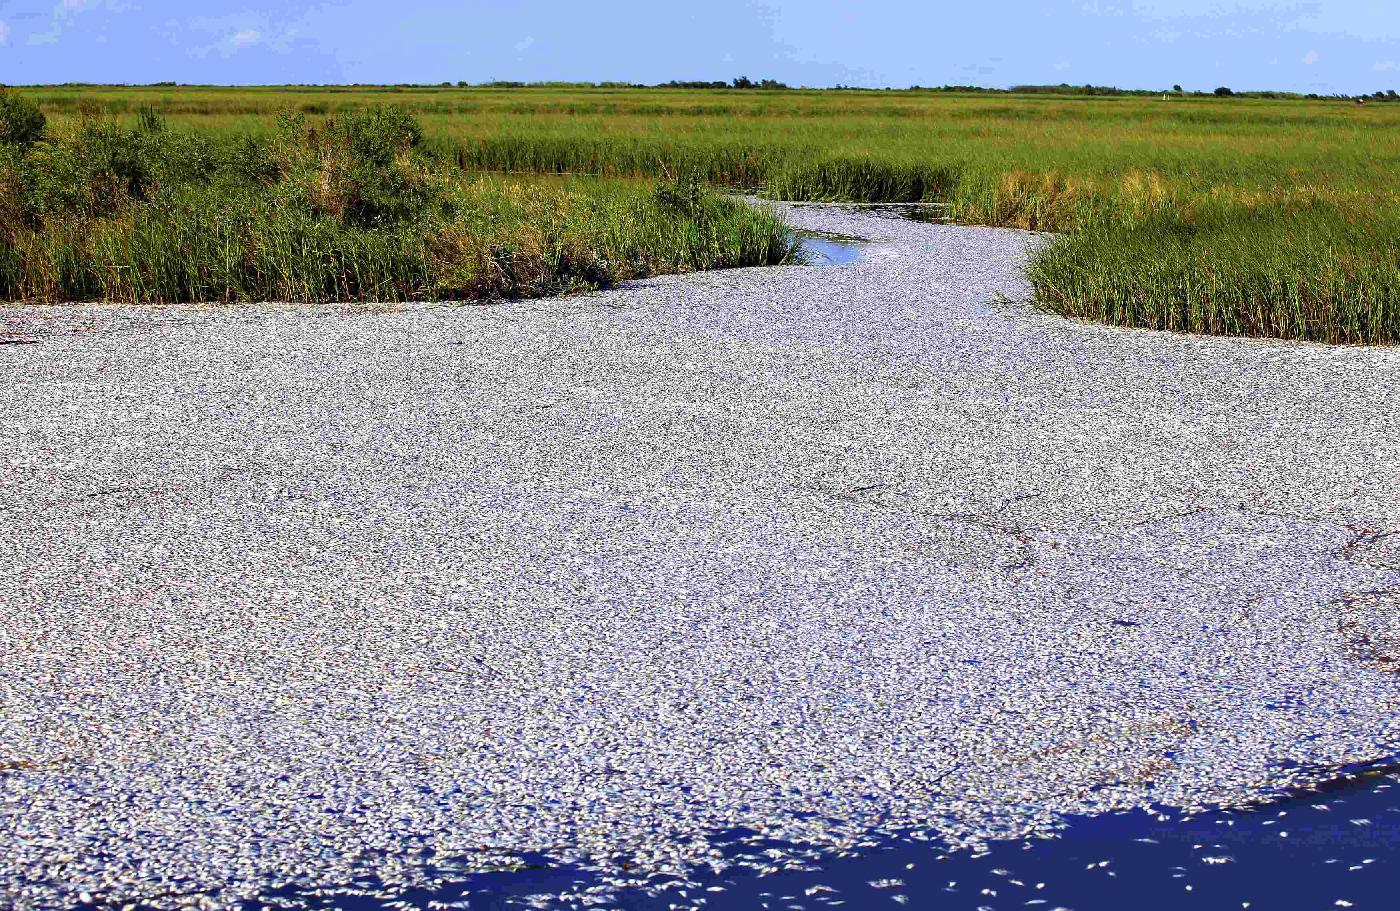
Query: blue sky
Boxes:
[{"xmin": 1, "ymin": 1, "xmax": 1397, "ymax": 93}]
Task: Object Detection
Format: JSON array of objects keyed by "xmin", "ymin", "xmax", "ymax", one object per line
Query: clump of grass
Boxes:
[
  {"xmin": 1028, "ymin": 198, "xmax": 1400, "ymax": 345},
  {"xmin": 0, "ymin": 103, "xmax": 797, "ymax": 304},
  {"xmin": 452, "ymin": 133, "xmax": 781, "ymax": 188},
  {"xmin": 429, "ymin": 174, "xmax": 797, "ymax": 300},
  {"xmin": 766, "ymin": 156, "xmax": 960, "ymax": 203},
  {"xmin": 947, "ymin": 169, "xmax": 1090, "ymax": 230},
  {"xmin": 12, "ymin": 85, "xmax": 1400, "ymax": 343}
]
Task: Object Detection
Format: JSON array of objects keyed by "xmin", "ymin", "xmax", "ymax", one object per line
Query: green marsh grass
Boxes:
[
  {"xmin": 1028, "ymin": 196, "xmax": 1400, "ymax": 345},
  {"xmin": 0, "ymin": 96, "xmax": 798, "ymax": 304},
  {"xmin": 11, "ymin": 85, "xmax": 1400, "ymax": 342}
]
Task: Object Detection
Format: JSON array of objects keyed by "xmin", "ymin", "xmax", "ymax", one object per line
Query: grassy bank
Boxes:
[
  {"xmin": 10, "ymin": 85, "xmax": 1400, "ymax": 342},
  {"xmin": 1028, "ymin": 196, "xmax": 1400, "ymax": 345},
  {"xmin": 0, "ymin": 94, "xmax": 796, "ymax": 304}
]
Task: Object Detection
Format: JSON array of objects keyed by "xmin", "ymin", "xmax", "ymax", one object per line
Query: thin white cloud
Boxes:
[
  {"xmin": 1376, "ymin": 61, "xmax": 1397, "ymax": 72},
  {"xmin": 514, "ymin": 35, "xmax": 534, "ymax": 51},
  {"xmin": 0, "ymin": 20, "xmax": 9, "ymax": 45},
  {"xmin": 181, "ymin": 14, "xmax": 301, "ymax": 59},
  {"xmin": 1303, "ymin": 49, "xmax": 1320, "ymax": 65},
  {"xmin": 28, "ymin": 0, "xmax": 126, "ymax": 45}
]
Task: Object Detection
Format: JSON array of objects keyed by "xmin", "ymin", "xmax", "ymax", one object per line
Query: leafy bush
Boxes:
[
  {"xmin": 652, "ymin": 174, "xmax": 706, "ymax": 216},
  {"xmin": 0, "ymin": 145, "xmax": 30, "ymax": 240},
  {"xmin": 0, "ymin": 89, "xmax": 46, "ymax": 148},
  {"xmin": 221, "ymin": 133, "xmax": 282, "ymax": 184},
  {"xmin": 332, "ymin": 105, "xmax": 424, "ymax": 165},
  {"xmin": 263, "ymin": 105, "xmax": 441, "ymax": 226},
  {"xmin": 19, "ymin": 121, "xmax": 213, "ymax": 220},
  {"xmin": 77, "ymin": 121, "xmax": 155, "ymax": 199}
]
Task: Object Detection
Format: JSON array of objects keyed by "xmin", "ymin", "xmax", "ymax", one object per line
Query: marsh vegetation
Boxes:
[
  {"xmin": 5, "ymin": 84, "xmax": 1400, "ymax": 342},
  {"xmin": 0, "ymin": 91, "xmax": 795, "ymax": 304}
]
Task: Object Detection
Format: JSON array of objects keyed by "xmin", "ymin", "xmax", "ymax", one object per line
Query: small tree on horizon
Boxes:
[{"xmin": 1214, "ymin": 86, "xmax": 1234, "ymax": 97}]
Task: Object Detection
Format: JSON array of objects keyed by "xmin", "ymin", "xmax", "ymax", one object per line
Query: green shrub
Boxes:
[
  {"xmin": 261, "ymin": 105, "xmax": 440, "ymax": 227},
  {"xmin": 21, "ymin": 121, "xmax": 217, "ymax": 219},
  {"xmin": 221, "ymin": 133, "xmax": 282, "ymax": 185},
  {"xmin": 331, "ymin": 105, "xmax": 424, "ymax": 166},
  {"xmin": 652, "ymin": 174, "xmax": 706, "ymax": 216},
  {"xmin": 0, "ymin": 89, "xmax": 46, "ymax": 148},
  {"xmin": 25, "ymin": 141, "xmax": 114, "ymax": 219},
  {"xmin": 73, "ymin": 120, "xmax": 156, "ymax": 201},
  {"xmin": 287, "ymin": 146, "xmax": 440, "ymax": 227},
  {"xmin": 0, "ymin": 144, "xmax": 31, "ymax": 239}
]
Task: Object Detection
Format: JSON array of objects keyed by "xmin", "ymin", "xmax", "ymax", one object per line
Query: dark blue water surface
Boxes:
[{"xmin": 250, "ymin": 761, "xmax": 1400, "ymax": 911}]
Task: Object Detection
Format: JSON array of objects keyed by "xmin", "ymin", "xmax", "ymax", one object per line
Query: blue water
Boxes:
[
  {"xmin": 249, "ymin": 761, "xmax": 1400, "ymax": 911},
  {"xmin": 795, "ymin": 234, "xmax": 865, "ymax": 266}
]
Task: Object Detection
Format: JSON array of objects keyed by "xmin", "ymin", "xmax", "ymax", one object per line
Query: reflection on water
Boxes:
[
  {"xmin": 793, "ymin": 234, "xmax": 866, "ymax": 266},
  {"xmin": 250, "ymin": 760, "xmax": 1400, "ymax": 911},
  {"xmin": 787, "ymin": 202, "xmax": 954, "ymax": 266}
]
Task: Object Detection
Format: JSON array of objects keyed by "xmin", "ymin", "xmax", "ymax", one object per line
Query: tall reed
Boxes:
[
  {"xmin": 11, "ymin": 85, "xmax": 1400, "ymax": 342},
  {"xmin": 0, "ymin": 96, "xmax": 798, "ymax": 304}
]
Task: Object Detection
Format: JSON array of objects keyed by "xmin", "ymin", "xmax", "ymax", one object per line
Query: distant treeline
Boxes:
[
  {"xmin": 918, "ymin": 83, "xmax": 1399, "ymax": 101},
  {"xmin": 430, "ymin": 78, "xmax": 797, "ymax": 90},
  {"xmin": 18, "ymin": 80, "xmax": 1400, "ymax": 100}
]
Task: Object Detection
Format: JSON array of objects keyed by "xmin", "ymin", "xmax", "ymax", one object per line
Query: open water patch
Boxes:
[
  {"xmin": 792, "ymin": 232, "xmax": 867, "ymax": 266},
  {"xmin": 244, "ymin": 759, "xmax": 1400, "ymax": 911}
]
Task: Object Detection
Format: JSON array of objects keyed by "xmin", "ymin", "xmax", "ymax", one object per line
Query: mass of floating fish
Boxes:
[{"xmin": 3, "ymin": 205, "xmax": 1399, "ymax": 910}]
